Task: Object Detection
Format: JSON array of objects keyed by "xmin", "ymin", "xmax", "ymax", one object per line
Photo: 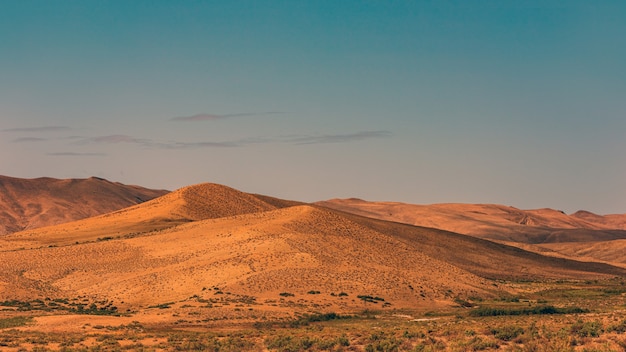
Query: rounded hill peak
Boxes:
[{"xmin": 175, "ymin": 182, "xmax": 277, "ymax": 220}]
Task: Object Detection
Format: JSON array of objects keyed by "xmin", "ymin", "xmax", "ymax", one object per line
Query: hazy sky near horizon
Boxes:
[{"xmin": 1, "ymin": 1, "xmax": 625, "ymax": 214}]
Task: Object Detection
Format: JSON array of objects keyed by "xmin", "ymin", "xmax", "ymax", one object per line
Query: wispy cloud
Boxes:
[
  {"xmin": 47, "ymin": 152, "xmax": 106, "ymax": 157},
  {"xmin": 156, "ymin": 141, "xmax": 240, "ymax": 149},
  {"xmin": 80, "ymin": 134, "xmax": 238, "ymax": 149},
  {"xmin": 156, "ymin": 131, "xmax": 391, "ymax": 147},
  {"xmin": 285, "ymin": 131, "xmax": 392, "ymax": 145},
  {"xmin": 13, "ymin": 137, "xmax": 47, "ymax": 143},
  {"xmin": 69, "ymin": 129, "xmax": 390, "ymax": 151},
  {"xmin": 171, "ymin": 112, "xmax": 285, "ymax": 122},
  {"xmin": 3, "ymin": 126, "xmax": 71, "ymax": 132},
  {"xmin": 87, "ymin": 135, "xmax": 148, "ymax": 144}
]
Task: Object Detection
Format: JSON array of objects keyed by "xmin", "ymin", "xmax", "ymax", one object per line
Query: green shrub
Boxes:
[
  {"xmin": 358, "ymin": 295, "xmax": 385, "ymax": 303},
  {"xmin": 288, "ymin": 312, "xmax": 352, "ymax": 327},
  {"xmin": 608, "ymin": 319, "xmax": 626, "ymax": 333},
  {"xmin": 469, "ymin": 305, "xmax": 587, "ymax": 317},
  {"xmin": 336, "ymin": 334, "xmax": 350, "ymax": 346},
  {"xmin": 365, "ymin": 336, "xmax": 401, "ymax": 352},
  {"xmin": 491, "ymin": 325, "xmax": 524, "ymax": 341},
  {"xmin": 465, "ymin": 336, "xmax": 499, "ymax": 350},
  {"xmin": 570, "ymin": 320, "xmax": 602, "ymax": 338},
  {"xmin": 148, "ymin": 302, "xmax": 174, "ymax": 309},
  {"xmin": 0, "ymin": 316, "xmax": 33, "ymax": 329},
  {"xmin": 265, "ymin": 335, "xmax": 315, "ymax": 351},
  {"xmin": 454, "ymin": 298, "xmax": 473, "ymax": 307}
]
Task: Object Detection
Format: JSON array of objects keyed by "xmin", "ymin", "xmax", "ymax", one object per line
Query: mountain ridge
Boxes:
[
  {"xmin": 315, "ymin": 198, "xmax": 626, "ymax": 265},
  {"xmin": 315, "ymin": 198, "xmax": 626, "ymax": 240}
]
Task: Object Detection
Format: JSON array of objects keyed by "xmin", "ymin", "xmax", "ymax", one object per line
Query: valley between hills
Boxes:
[{"xmin": 1, "ymin": 176, "xmax": 626, "ymax": 351}]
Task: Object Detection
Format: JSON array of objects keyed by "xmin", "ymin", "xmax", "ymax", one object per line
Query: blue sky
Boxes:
[{"xmin": 1, "ymin": 1, "xmax": 625, "ymax": 214}]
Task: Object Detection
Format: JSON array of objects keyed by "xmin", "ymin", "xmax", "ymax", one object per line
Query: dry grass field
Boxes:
[
  {"xmin": 1, "ymin": 279, "xmax": 626, "ymax": 351},
  {"xmin": 0, "ymin": 181, "xmax": 625, "ymax": 351}
]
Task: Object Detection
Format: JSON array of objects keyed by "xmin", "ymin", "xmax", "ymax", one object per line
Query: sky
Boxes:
[{"xmin": 1, "ymin": 1, "xmax": 625, "ymax": 214}]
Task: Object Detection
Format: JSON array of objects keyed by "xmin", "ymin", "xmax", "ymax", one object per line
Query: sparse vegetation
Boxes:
[
  {"xmin": 571, "ymin": 319, "xmax": 603, "ymax": 337},
  {"xmin": 357, "ymin": 295, "xmax": 385, "ymax": 304},
  {"xmin": 1, "ymin": 295, "xmax": 625, "ymax": 351},
  {"xmin": 149, "ymin": 302, "xmax": 174, "ymax": 309},
  {"xmin": 469, "ymin": 305, "xmax": 587, "ymax": 317},
  {"xmin": 0, "ymin": 316, "xmax": 32, "ymax": 329},
  {"xmin": 0, "ymin": 298, "xmax": 121, "ymax": 316},
  {"xmin": 96, "ymin": 236, "xmax": 114, "ymax": 241},
  {"xmin": 491, "ymin": 325, "xmax": 524, "ymax": 341}
]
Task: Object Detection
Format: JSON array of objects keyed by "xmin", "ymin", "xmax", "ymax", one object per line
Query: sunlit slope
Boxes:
[
  {"xmin": 0, "ymin": 205, "xmax": 493, "ymax": 308},
  {"xmin": 571, "ymin": 210, "xmax": 626, "ymax": 230},
  {"xmin": 1, "ymin": 183, "xmax": 282, "ymax": 249},
  {"xmin": 0, "ymin": 175, "xmax": 168, "ymax": 235},
  {"xmin": 316, "ymin": 199, "xmax": 626, "ymax": 244},
  {"xmin": 1, "ymin": 185, "xmax": 624, "ymax": 310}
]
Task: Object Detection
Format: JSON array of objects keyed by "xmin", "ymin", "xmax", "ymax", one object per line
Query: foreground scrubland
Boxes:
[{"xmin": 1, "ymin": 278, "xmax": 625, "ymax": 351}]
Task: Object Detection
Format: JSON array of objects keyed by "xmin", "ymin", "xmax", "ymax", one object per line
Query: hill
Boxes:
[
  {"xmin": 0, "ymin": 175, "xmax": 169, "ymax": 235},
  {"xmin": 1, "ymin": 183, "xmax": 624, "ymax": 315},
  {"xmin": 1, "ymin": 182, "xmax": 302, "ymax": 248},
  {"xmin": 316, "ymin": 198, "xmax": 626, "ymax": 265},
  {"xmin": 316, "ymin": 199, "xmax": 626, "ymax": 242}
]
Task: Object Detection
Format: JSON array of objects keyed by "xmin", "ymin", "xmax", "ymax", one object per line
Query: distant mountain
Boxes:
[
  {"xmin": 315, "ymin": 198, "xmax": 626, "ymax": 265},
  {"xmin": 0, "ymin": 175, "xmax": 169, "ymax": 235},
  {"xmin": 315, "ymin": 199, "xmax": 626, "ymax": 243},
  {"xmin": 1, "ymin": 182, "xmax": 623, "ymax": 310},
  {"xmin": 570, "ymin": 210, "xmax": 626, "ymax": 230}
]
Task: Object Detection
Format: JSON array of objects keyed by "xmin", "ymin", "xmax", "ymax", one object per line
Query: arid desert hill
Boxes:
[
  {"xmin": 2, "ymin": 182, "xmax": 303, "ymax": 248},
  {"xmin": 0, "ymin": 182, "xmax": 624, "ymax": 312},
  {"xmin": 316, "ymin": 199, "xmax": 626, "ymax": 241},
  {"xmin": 315, "ymin": 198, "xmax": 626, "ymax": 265},
  {"xmin": 0, "ymin": 175, "xmax": 169, "ymax": 235}
]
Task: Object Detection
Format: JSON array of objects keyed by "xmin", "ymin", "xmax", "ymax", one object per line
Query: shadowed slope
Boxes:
[
  {"xmin": 539, "ymin": 240, "xmax": 626, "ymax": 266},
  {"xmin": 334, "ymin": 209, "xmax": 626, "ymax": 280},
  {"xmin": 0, "ymin": 175, "xmax": 168, "ymax": 235}
]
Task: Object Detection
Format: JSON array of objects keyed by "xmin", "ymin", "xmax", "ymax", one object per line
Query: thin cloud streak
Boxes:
[
  {"xmin": 47, "ymin": 152, "xmax": 106, "ymax": 157},
  {"xmin": 156, "ymin": 141, "xmax": 240, "ymax": 149},
  {"xmin": 80, "ymin": 134, "xmax": 239, "ymax": 149},
  {"xmin": 89, "ymin": 135, "xmax": 148, "ymax": 144},
  {"xmin": 13, "ymin": 137, "xmax": 47, "ymax": 143},
  {"xmin": 171, "ymin": 112, "xmax": 286, "ymax": 121},
  {"xmin": 3, "ymin": 126, "xmax": 71, "ymax": 132},
  {"xmin": 286, "ymin": 131, "xmax": 392, "ymax": 145},
  {"xmin": 70, "ymin": 130, "xmax": 390, "ymax": 151}
]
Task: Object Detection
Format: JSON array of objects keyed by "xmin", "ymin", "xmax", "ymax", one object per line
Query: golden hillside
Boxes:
[
  {"xmin": 1, "ymin": 182, "xmax": 292, "ymax": 249},
  {"xmin": 1, "ymin": 183, "xmax": 623, "ymax": 315}
]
